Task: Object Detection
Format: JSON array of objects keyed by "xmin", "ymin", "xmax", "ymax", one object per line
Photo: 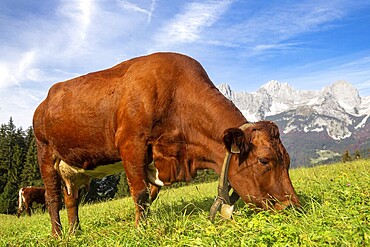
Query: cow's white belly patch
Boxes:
[
  {"xmin": 54, "ymin": 159, "xmax": 164, "ymax": 198},
  {"xmin": 148, "ymin": 161, "xmax": 164, "ymax": 187},
  {"xmin": 54, "ymin": 159, "xmax": 124, "ymax": 198},
  {"xmin": 83, "ymin": 162, "xmax": 124, "ymax": 178}
]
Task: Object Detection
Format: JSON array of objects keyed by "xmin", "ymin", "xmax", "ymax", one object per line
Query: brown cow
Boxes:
[
  {"xmin": 17, "ymin": 187, "xmax": 46, "ymax": 217},
  {"xmin": 33, "ymin": 52, "xmax": 300, "ymax": 237}
]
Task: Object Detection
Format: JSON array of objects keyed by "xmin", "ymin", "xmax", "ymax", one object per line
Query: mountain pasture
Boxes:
[{"xmin": 1, "ymin": 160, "xmax": 369, "ymax": 246}]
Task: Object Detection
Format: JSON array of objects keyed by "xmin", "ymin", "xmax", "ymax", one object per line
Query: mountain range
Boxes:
[{"xmin": 217, "ymin": 80, "xmax": 370, "ymax": 167}]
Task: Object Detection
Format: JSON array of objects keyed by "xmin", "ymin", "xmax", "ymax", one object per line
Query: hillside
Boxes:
[
  {"xmin": 1, "ymin": 160, "xmax": 369, "ymax": 246},
  {"xmin": 218, "ymin": 81, "xmax": 370, "ymax": 167}
]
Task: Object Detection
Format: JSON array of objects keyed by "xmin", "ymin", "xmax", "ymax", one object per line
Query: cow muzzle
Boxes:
[
  {"xmin": 259, "ymin": 194, "xmax": 301, "ymax": 211},
  {"xmin": 209, "ymin": 148, "xmax": 301, "ymax": 220}
]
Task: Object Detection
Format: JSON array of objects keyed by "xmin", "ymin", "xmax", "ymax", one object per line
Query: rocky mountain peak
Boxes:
[
  {"xmin": 260, "ymin": 80, "xmax": 295, "ymax": 95},
  {"xmin": 217, "ymin": 83, "xmax": 233, "ymax": 99},
  {"xmin": 217, "ymin": 80, "xmax": 370, "ymax": 166},
  {"xmin": 217, "ymin": 80, "xmax": 369, "ymax": 140},
  {"xmin": 323, "ymin": 80, "xmax": 361, "ymax": 115}
]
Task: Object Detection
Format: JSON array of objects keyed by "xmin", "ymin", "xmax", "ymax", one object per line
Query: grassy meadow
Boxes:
[{"xmin": 1, "ymin": 159, "xmax": 369, "ymax": 246}]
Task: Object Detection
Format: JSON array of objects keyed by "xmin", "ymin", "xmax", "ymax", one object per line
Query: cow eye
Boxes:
[{"xmin": 258, "ymin": 158, "xmax": 269, "ymax": 166}]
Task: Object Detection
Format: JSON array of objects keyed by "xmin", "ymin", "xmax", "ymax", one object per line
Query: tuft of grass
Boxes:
[{"xmin": 1, "ymin": 160, "xmax": 369, "ymax": 246}]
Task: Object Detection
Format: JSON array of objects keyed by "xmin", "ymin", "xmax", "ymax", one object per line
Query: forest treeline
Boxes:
[{"xmin": 0, "ymin": 118, "xmax": 218, "ymax": 215}]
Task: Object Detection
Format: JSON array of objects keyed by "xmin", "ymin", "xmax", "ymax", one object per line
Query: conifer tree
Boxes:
[
  {"xmin": 21, "ymin": 137, "xmax": 42, "ymax": 186},
  {"xmin": 0, "ymin": 119, "xmax": 18, "ymax": 196},
  {"xmin": 83, "ymin": 175, "xmax": 120, "ymax": 203},
  {"xmin": 11, "ymin": 144, "xmax": 25, "ymax": 181},
  {"xmin": 0, "ymin": 144, "xmax": 25, "ymax": 214},
  {"xmin": 115, "ymin": 172, "xmax": 130, "ymax": 198},
  {"xmin": 0, "ymin": 179, "xmax": 19, "ymax": 214},
  {"xmin": 24, "ymin": 127, "xmax": 34, "ymax": 150},
  {"xmin": 342, "ymin": 150, "xmax": 352, "ymax": 163},
  {"xmin": 0, "ymin": 124, "xmax": 8, "ymax": 193},
  {"xmin": 354, "ymin": 149, "xmax": 361, "ymax": 159},
  {"xmin": 0, "ymin": 118, "xmax": 27, "ymax": 214}
]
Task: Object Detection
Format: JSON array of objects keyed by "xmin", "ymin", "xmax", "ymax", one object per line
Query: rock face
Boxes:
[{"xmin": 218, "ymin": 81, "xmax": 370, "ymax": 167}]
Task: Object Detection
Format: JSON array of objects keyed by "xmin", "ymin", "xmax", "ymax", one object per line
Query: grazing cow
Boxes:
[
  {"xmin": 33, "ymin": 52, "xmax": 300, "ymax": 237},
  {"xmin": 17, "ymin": 187, "xmax": 46, "ymax": 217}
]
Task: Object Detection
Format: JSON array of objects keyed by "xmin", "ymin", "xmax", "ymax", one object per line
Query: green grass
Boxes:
[{"xmin": 1, "ymin": 160, "xmax": 369, "ymax": 246}]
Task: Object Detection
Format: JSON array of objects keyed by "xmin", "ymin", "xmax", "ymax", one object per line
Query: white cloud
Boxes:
[
  {"xmin": 19, "ymin": 51, "xmax": 36, "ymax": 77},
  {"xmin": 117, "ymin": 0, "xmax": 156, "ymax": 24},
  {"xmin": 0, "ymin": 1, "xmax": 94, "ymax": 90},
  {"xmin": 155, "ymin": 0, "xmax": 233, "ymax": 46},
  {"xmin": 0, "ymin": 86, "xmax": 44, "ymax": 128},
  {"xmin": 217, "ymin": 1, "xmax": 353, "ymax": 52},
  {"xmin": 252, "ymin": 43, "xmax": 302, "ymax": 53},
  {"xmin": 0, "ymin": 50, "xmax": 37, "ymax": 89},
  {"xmin": 58, "ymin": 0, "xmax": 93, "ymax": 41},
  {"xmin": 0, "ymin": 62, "xmax": 16, "ymax": 89},
  {"xmin": 0, "ymin": 0, "xmax": 95, "ymax": 127},
  {"xmin": 55, "ymin": 0, "xmax": 94, "ymax": 57},
  {"xmin": 358, "ymin": 80, "xmax": 370, "ymax": 95},
  {"xmin": 0, "ymin": 0, "xmax": 157, "ymax": 127},
  {"xmin": 277, "ymin": 53, "xmax": 370, "ymax": 96}
]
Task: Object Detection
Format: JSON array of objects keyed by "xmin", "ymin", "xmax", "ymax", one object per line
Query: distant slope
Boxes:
[{"xmin": 218, "ymin": 81, "xmax": 370, "ymax": 166}]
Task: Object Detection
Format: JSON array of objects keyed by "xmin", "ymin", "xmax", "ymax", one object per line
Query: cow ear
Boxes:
[{"xmin": 223, "ymin": 128, "xmax": 250, "ymax": 165}]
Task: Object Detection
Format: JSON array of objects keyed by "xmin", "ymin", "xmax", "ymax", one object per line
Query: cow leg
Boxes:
[
  {"xmin": 25, "ymin": 203, "xmax": 31, "ymax": 216},
  {"xmin": 118, "ymin": 139, "xmax": 151, "ymax": 226},
  {"xmin": 149, "ymin": 184, "xmax": 161, "ymax": 202},
  {"xmin": 148, "ymin": 145, "xmax": 161, "ymax": 203},
  {"xmin": 56, "ymin": 159, "xmax": 91, "ymax": 235},
  {"xmin": 123, "ymin": 162, "xmax": 150, "ymax": 226},
  {"xmin": 37, "ymin": 142, "xmax": 63, "ymax": 237},
  {"xmin": 17, "ymin": 207, "xmax": 22, "ymax": 218},
  {"xmin": 17, "ymin": 189, "xmax": 23, "ymax": 218},
  {"xmin": 63, "ymin": 187, "xmax": 80, "ymax": 234},
  {"xmin": 43, "ymin": 170, "xmax": 62, "ymax": 237}
]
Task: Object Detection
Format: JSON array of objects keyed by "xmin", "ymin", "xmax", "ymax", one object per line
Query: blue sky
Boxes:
[{"xmin": 1, "ymin": 0, "xmax": 370, "ymax": 128}]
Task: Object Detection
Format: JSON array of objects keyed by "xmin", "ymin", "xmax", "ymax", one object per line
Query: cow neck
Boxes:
[{"xmin": 179, "ymin": 85, "xmax": 247, "ymax": 175}]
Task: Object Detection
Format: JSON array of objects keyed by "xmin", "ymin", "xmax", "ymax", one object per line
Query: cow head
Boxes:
[{"xmin": 222, "ymin": 121, "xmax": 300, "ymax": 211}]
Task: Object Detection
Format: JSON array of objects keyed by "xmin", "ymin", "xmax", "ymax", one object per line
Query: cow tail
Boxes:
[{"xmin": 17, "ymin": 188, "xmax": 24, "ymax": 218}]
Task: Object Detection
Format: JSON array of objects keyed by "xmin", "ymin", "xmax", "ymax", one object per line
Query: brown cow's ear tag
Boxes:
[{"xmin": 231, "ymin": 142, "xmax": 240, "ymax": 154}]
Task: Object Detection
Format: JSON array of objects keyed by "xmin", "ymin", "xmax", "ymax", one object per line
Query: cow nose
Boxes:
[
  {"xmin": 273, "ymin": 200, "xmax": 291, "ymax": 210},
  {"xmin": 273, "ymin": 196, "xmax": 301, "ymax": 211}
]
